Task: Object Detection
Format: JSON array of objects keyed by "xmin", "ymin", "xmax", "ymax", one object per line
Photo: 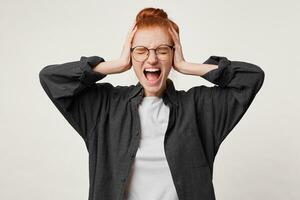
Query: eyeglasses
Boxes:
[{"xmin": 130, "ymin": 44, "xmax": 174, "ymax": 62}]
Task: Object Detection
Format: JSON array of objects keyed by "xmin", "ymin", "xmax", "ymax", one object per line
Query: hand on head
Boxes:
[
  {"xmin": 118, "ymin": 23, "xmax": 138, "ymax": 73},
  {"xmin": 168, "ymin": 26, "xmax": 186, "ymax": 73}
]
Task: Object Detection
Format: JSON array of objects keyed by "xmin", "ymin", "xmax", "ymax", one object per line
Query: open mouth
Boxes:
[{"xmin": 143, "ymin": 68, "xmax": 162, "ymax": 83}]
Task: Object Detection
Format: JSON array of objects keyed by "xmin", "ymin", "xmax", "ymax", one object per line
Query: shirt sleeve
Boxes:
[
  {"xmin": 196, "ymin": 55, "xmax": 265, "ymax": 153},
  {"xmin": 39, "ymin": 56, "xmax": 111, "ymax": 145}
]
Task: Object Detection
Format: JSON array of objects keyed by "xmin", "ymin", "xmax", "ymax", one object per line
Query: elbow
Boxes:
[
  {"xmin": 251, "ymin": 63, "xmax": 265, "ymax": 90},
  {"xmin": 39, "ymin": 66, "xmax": 47, "ymax": 82},
  {"xmin": 258, "ymin": 67, "xmax": 265, "ymax": 87},
  {"xmin": 39, "ymin": 66, "xmax": 49, "ymax": 83},
  {"xmin": 39, "ymin": 65, "xmax": 54, "ymax": 85},
  {"xmin": 39, "ymin": 64, "xmax": 55, "ymax": 80},
  {"xmin": 255, "ymin": 67, "xmax": 265, "ymax": 93},
  {"xmin": 250, "ymin": 63, "xmax": 266, "ymax": 92}
]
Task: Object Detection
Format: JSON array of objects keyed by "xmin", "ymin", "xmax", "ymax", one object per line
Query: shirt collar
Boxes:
[{"xmin": 127, "ymin": 78, "xmax": 179, "ymax": 107}]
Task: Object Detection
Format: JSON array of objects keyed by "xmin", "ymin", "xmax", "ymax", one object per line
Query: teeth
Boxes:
[{"xmin": 144, "ymin": 68, "xmax": 160, "ymax": 72}]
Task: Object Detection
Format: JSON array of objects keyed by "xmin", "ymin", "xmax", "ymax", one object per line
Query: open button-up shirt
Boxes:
[{"xmin": 39, "ymin": 55, "xmax": 265, "ymax": 200}]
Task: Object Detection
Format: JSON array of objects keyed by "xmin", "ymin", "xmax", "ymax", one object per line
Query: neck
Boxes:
[{"xmin": 144, "ymin": 81, "xmax": 167, "ymax": 97}]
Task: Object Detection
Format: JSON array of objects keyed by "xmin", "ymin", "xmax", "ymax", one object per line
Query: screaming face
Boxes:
[{"xmin": 131, "ymin": 26, "xmax": 174, "ymax": 97}]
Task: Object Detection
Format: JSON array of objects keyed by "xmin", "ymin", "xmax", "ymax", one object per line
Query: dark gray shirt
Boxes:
[{"xmin": 39, "ymin": 55, "xmax": 265, "ymax": 200}]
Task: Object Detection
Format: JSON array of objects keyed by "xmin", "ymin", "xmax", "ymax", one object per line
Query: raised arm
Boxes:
[
  {"xmin": 39, "ymin": 24, "xmax": 137, "ymax": 148},
  {"xmin": 39, "ymin": 56, "xmax": 112, "ymax": 146},
  {"xmin": 189, "ymin": 56, "xmax": 265, "ymax": 155}
]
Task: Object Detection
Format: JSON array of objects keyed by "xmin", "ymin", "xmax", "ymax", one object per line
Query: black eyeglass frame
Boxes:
[{"xmin": 130, "ymin": 44, "xmax": 175, "ymax": 62}]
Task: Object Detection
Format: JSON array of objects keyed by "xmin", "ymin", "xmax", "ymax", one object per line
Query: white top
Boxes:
[{"xmin": 124, "ymin": 96, "xmax": 179, "ymax": 200}]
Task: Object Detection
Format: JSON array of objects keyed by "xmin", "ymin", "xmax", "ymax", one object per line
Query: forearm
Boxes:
[
  {"xmin": 180, "ymin": 61, "xmax": 218, "ymax": 76},
  {"xmin": 39, "ymin": 56, "xmax": 106, "ymax": 99},
  {"xmin": 93, "ymin": 59, "xmax": 125, "ymax": 75}
]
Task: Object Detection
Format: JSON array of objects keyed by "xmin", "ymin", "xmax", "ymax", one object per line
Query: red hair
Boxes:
[{"xmin": 135, "ymin": 7, "xmax": 179, "ymax": 45}]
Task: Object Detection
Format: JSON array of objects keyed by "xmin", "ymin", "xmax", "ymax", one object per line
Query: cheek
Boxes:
[
  {"xmin": 162, "ymin": 63, "xmax": 172, "ymax": 73},
  {"xmin": 131, "ymin": 58, "xmax": 141, "ymax": 69},
  {"xmin": 132, "ymin": 58, "xmax": 145, "ymax": 74},
  {"xmin": 132, "ymin": 62, "xmax": 143, "ymax": 75}
]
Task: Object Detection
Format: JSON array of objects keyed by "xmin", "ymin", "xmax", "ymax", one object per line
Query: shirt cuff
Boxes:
[
  {"xmin": 202, "ymin": 55, "xmax": 234, "ymax": 88},
  {"xmin": 79, "ymin": 56, "xmax": 107, "ymax": 85}
]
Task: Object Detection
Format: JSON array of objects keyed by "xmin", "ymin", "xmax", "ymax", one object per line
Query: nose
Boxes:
[{"xmin": 146, "ymin": 49, "xmax": 158, "ymax": 64}]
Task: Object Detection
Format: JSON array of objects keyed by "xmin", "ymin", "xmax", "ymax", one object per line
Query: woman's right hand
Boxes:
[
  {"xmin": 118, "ymin": 23, "xmax": 138, "ymax": 72},
  {"xmin": 93, "ymin": 24, "xmax": 138, "ymax": 75}
]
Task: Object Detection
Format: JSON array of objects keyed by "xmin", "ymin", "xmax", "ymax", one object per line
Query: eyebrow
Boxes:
[{"xmin": 131, "ymin": 43, "xmax": 172, "ymax": 49}]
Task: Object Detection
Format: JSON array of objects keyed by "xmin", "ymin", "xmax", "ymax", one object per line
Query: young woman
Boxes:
[{"xmin": 39, "ymin": 7, "xmax": 264, "ymax": 200}]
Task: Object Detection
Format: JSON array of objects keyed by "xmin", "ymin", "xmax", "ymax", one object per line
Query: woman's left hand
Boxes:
[{"xmin": 168, "ymin": 26, "xmax": 187, "ymax": 73}]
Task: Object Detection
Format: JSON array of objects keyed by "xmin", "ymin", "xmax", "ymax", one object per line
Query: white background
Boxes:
[{"xmin": 1, "ymin": 0, "xmax": 299, "ymax": 199}]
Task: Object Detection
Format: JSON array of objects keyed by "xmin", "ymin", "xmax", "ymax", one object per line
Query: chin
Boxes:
[{"xmin": 142, "ymin": 77, "xmax": 166, "ymax": 97}]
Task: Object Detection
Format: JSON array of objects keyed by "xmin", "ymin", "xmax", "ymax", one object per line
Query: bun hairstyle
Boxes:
[{"xmin": 134, "ymin": 7, "xmax": 179, "ymax": 45}]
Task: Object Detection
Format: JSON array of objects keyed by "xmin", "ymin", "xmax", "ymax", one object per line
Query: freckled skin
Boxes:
[{"xmin": 131, "ymin": 27, "xmax": 174, "ymax": 97}]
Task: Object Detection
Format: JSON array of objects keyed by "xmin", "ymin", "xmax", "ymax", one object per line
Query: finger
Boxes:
[
  {"xmin": 169, "ymin": 26, "xmax": 179, "ymax": 40},
  {"xmin": 169, "ymin": 27, "xmax": 179, "ymax": 40},
  {"xmin": 170, "ymin": 28, "xmax": 182, "ymax": 48},
  {"xmin": 130, "ymin": 24, "xmax": 138, "ymax": 35},
  {"xmin": 130, "ymin": 22, "xmax": 136, "ymax": 30},
  {"xmin": 170, "ymin": 27, "xmax": 179, "ymax": 41},
  {"xmin": 169, "ymin": 29, "xmax": 179, "ymax": 46},
  {"xmin": 128, "ymin": 26, "xmax": 138, "ymax": 46},
  {"xmin": 133, "ymin": 22, "xmax": 137, "ymax": 29},
  {"xmin": 168, "ymin": 27, "xmax": 176, "ymax": 41},
  {"xmin": 127, "ymin": 23, "xmax": 137, "ymax": 38},
  {"xmin": 132, "ymin": 25, "xmax": 138, "ymax": 33},
  {"xmin": 126, "ymin": 24, "xmax": 137, "ymax": 37},
  {"xmin": 129, "ymin": 26, "xmax": 137, "ymax": 41}
]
